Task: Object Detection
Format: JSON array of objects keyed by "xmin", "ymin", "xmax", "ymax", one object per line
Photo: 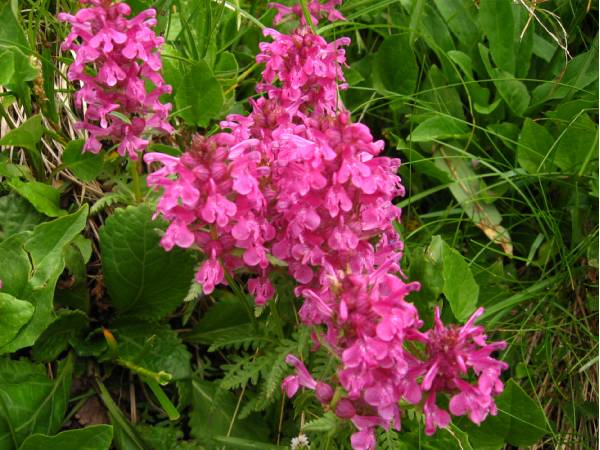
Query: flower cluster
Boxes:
[
  {"xmin": 59, "ymin": 0, "xmax": 172, "ymax": 158},
  {"xmin": 144, "ymin": 1, "xmax": 508, "ymax": 448}
]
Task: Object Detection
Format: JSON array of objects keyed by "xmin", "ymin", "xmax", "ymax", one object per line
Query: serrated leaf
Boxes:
[
  {"xmin": 0, "ymin": 354, "xmax": 73, "ymax": 450},
  {"xmin": 113, "ymin": 321, "xmax": 191, "ymax": 381},
  {"xmin": 0, "ymin": 293, "xmax": 34, "ymax": 347},
  {"xmin": 8, "ymin": 179, "xmax": 65, "ymax": 218},
  {"xmin": 62, "ymin": 139, "xmax": 104, "ymax": 182},
  {"xmin": 18, "ymin": 425, "xmax": 113, "ymax": 450},
  {"xmin": 303, "ymin": 412, "xmax": 337, "ymax": 432},
  {"xmin": 99, "ymin": 205, "xmax": 195, "ymax": 319}
]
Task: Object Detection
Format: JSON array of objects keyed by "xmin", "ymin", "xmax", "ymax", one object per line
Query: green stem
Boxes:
[
  {"xmin": 130, "ymin": 158, "xmax": 142, "ymax": 203},
  {"xmin": 144, "ymin": 378, "xmax": 180, "ymax": 421},
  {"xmin": 116, "ymin": 358, "xmax": 172, "ymax": 385}
]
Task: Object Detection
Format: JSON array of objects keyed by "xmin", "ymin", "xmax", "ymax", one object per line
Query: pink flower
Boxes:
[
  {"xmin": 282, "ymin": 354, "xmax": 317, "ymax": 397},
  {"xmin": 60, "ymin": 0, "xmax": 172, "ymax": 158}
]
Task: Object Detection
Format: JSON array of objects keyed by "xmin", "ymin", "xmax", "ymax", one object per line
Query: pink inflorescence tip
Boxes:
[{"xmin": 59, "ymin": 0, "xmax": 172, "ymax": 158}]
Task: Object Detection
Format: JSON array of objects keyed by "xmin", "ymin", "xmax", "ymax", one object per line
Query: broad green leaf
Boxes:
[
  {"xmin": 0, "ymin": 115, "xmax": 43, "ymax": 152},
  {"xmin": 531, "ymin": 42, "xmax": 598, "ymax": 105},
  {"xmin": 479, "ymin": 0, "xmax": 515, "ymax": 74},
  {"xmin": 0, "ymin": 293, "xmax": 34, "ymax": 347},
  {"xmin": 441, "ymin": 239, "xmax": 479, "ymax": 321},
  {"xmin": 409, "ymin": 116, "xmax": 469, "ymax": 142},
  {"xmin": 185, "ymin": 291, "xmax": 254, "ymax": 345},
  {"xmin": 175, "ymin": 60, "xmax": 224, "ymax": 127},
  {"xmin": 434, "ymin": 147, "xmax": 513, "ymax": 255},
  {"xmin": 554, "ymin": 113, "xmax": 598, "ymax": 172},
  {"xmin": 18, "ymin": 425, "xmax": 113, "ymax": 450},
  {"xmin": 190, "ymin": 379, "xmax": 268, "ymax": 445},
  {"xmin": 517, "ymin": 118, "xmax": 556, "ymax": 173},
  {"xmin": 24, "ymin": 204, "xmax": 89, "ymax": 288},
  {"xmin": 62, "ymin": 139, "xmax": 104, "ymax": 182},
  {"xmin": 113, "ymin": 321, "xmax": 192, "ymax": 381},
  {"xmin": 0, "ymin": 3, "xmax": 37, "ymax": 104},
  {"xmin": 432, "ymin": 0, "xmax": 479, "ymax": 49},
  {"xmin": 490, "ymin": 68, "xmax": 530, "ymax": 116},
  {"xmin": 373, "ymin": 34, "xmax": 418, "ymax": 96},
  {"xmin": 0, "ymin": 192, "xmax": 43, "ymax": 240},
  {"xmin": 479, "ymin": 44, "xmax": 530, "ymax": 116},
  {"xmin": 31, "ymin": 310, "xmax": 88, "ymax": 362},
  {"xmin": 0, "ymin": 51, "xmax": 15, "ymax": 85},
  {"xmin": 0, "ymin": 207, "xmax": 89, "ymax": 353},
  {"xmin": 407, "ymin": 240, "xmax": 444, "ymax": 317},
  {"xmin": 0, "ymin": 354, "xmax": 73, "ymax": 450},
  {"xmin": 0, "ymin": 233, "xmax": 31, "ymax": 298},
  {"xmin": 8, "ymin": 179, "xmax": 65, "ymax": 218},
  {"xmin": 460, "ymin": 379, "xmax": 550, "ymax": 447},
  {"xmin": 99, "ymin": 205, "xmax": 195, "ymax": 319},
  {"xmin": 532, "ymin": 34, "xmax": 556, "ymax": 63}
]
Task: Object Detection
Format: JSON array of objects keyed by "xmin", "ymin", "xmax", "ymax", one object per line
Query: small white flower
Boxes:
[{"xmin": 290, "ymin": 433, "xmax": 310, "ymax": 450}]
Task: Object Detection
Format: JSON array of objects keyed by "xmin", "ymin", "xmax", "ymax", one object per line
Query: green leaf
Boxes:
[
  {"xmin": 18, "ymin": 425, "xmax": 113, "ymax": 450},
  {"xmin": 113, "ymin": 321, "xmax": 192, "ymax": 381},
  {"xmin": 0, "ymin": 115, "xmax": 43, "ymax": 152},
  {"xmin": 432, "ymin": 0, "xmax": 479, "ymax": 49},
  {"xmin": 8, "ymin": 179, "xmax": 65, "ymax": 217},
  {"xmin": 460, "ymin": 379, "xmax": 550, "ymax": 447},
  {"xmin": 479, "ymin": 44, "xmax": 530, "ymax": 116},
  {"xmin": 213, "ymin": 436, "xmax": 286, "ymax": 449},
  {"xmin": 303, "ymin": 412, "xmax": 337, "ymax": 432},
  {"xmin": 0, "ymin": 354, "xmax": 73, "ymax": 450},
  {"xmin": 99, "ymin": 205, "xmax": 195, "ymax": 319},
  {"xmin": 409, "ymin": 116, "xmax": 469, "ymax": 142},
  {"xmin": 24, "ymin": 204, "xmax": 89, "ymax": 288},
  {"xmin": 531, "ymin": 42, "xmax": 598, "ymax": 105},
  {"xmin": 0, "ymin": 233, "xmax": 31, "ymax": 299},
  {"xmin": 0, "ymin": 192, "xmax": 44, "ymax": 240},
  {"xmin": 175, "ymin": 60, "xmax": 224, "ymax": 127},
  {"xmin": 190, "ymin": 379, "xmax": 268, "ymax": 445},
  {"xmin": 62, "ymin": 139, "xmax": 104, "ymax": 182},
  {"xmin": 0, "ymin": 2, "xmax": 37, "ymax": 104},
  {"xmin": 0, "ymin": 293, "xmax": 34, "ymax": 347},
  {"xmin": 31, "ymin": 310, "xmax": 88, "ymax": 363},
  {"xmin": 0, "ymin": 51, "xmax": 15, "ymax": 85},
  {"xmin": 479, "ymin": 0, "xmax": 515, "ymax": 74},
  {"xmin": 440, "ymin": 238, "xmax": 479, "ymax": 321},
  {"xmin": 554, "ymin": 113, "xmax": 598, "ymax": 172},
  {"xmin": 491, "ymin": 69, "xmax": 530, "ymax": 116},
  {"xmin": 517, "ymin": 118, "xmax": 556, "ymax": 174},
  {"xmin": 0, "ymin": 207, "xmax": 89, "ymax": 353},
  {"xmin": 373, "ymin": 34, "xmax": 418, "ymax": 96},
  {"xmin": 434, "ymin": 147, "xmax": 513, "ymax": 255}
]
